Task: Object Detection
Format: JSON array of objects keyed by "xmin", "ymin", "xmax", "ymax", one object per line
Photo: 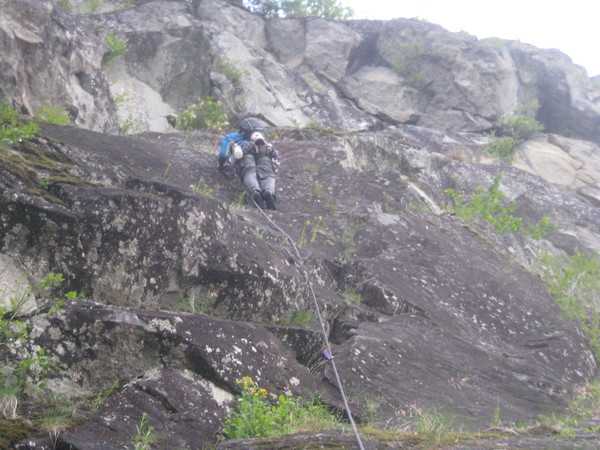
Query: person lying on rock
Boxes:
[{"xmin": 217, "ymin": 116, "xmax": 279, "ymax": 210}]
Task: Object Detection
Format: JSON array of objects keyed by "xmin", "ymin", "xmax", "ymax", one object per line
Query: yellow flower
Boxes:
[
  {"xmin": 305, "ymin": 219, "xmax": 311, "ymax": 226},
  {"xmin": 318, "ymin": 216, "xmax": 323, "ymax": 221},
  {"xmin": 238, "ymin": 376, "xmax": 255, "ymax": 387}
]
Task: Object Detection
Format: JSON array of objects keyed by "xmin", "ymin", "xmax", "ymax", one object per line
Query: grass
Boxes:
[
  {"xmin": 38, "ymin": 396, "xmax": 78, "ymax": 443},
  {"xmin": 277, "ymin": 310, "xmax": 316, "ymax": 328},
  {"xmin": 303, "ymin": 162, "xmax": 319, "ymax": 174},
  {"xmin": 413, "ymin": 406, "xmax": 458, "ymax": 447},
  {"xmin": 1, "ymin": 131, "xmax": 95, "ymax": 205},
  {"xmin": 343, "ymin": 291, "xmax": 363, "ymax": 305},
  {"xmin": 128, "ymin": 412, "xmax": 159, "ymax": 450},
  {"xmin": 338, "ymin": 218, "xmax": 363, "ymax": 261},
  {"xmin": 90, "ymin": 380, "xmax": 120, "ymax": 412},
  {"xmin": 172, "ymin": 293, "xmax": 216, "ymax": 314}
]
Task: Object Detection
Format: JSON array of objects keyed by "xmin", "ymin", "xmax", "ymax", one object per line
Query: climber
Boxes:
[{"xmin": 217, "ymin": 117, "xmax": 279, "ymax": 210}]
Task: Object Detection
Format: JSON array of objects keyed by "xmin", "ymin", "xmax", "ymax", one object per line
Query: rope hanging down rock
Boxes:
[{"xmin": 250, "ymin": 197, "xmax": 365, "ymax": 450}]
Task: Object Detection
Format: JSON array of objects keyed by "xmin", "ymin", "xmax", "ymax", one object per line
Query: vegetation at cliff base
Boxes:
[
  {"xmin": 540, "ymin": 251, "xmax": 600, "ymax": 362},
  {"xmin": 222, "ymin": 376, "xmax": 343, "ymax": 439}
]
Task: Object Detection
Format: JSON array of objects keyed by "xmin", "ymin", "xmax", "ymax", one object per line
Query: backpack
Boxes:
[{"xmin": 238, "ymin": 117, "xmax": 266, "ymax": 139}]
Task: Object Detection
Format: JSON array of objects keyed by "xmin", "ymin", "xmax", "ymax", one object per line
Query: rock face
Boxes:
[
  {"xmin": 1, "ymin": 1, "xmax": 600, "ymax": 448},
  {"xmin": 3, "ymin": 0, "xmax": 599, "ymax": 142},
  {"xmin": 0, "ymin": 0, "xmax": 119, "ymax": 133},
  {"xmin": 2, "ymin": 121, "xmax": 598, "ymax": 447}
]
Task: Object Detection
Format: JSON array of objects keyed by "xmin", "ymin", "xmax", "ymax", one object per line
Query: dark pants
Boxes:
[{"xmin": 239, "ymin": 154, "xmax": 276, "ymax": 194}]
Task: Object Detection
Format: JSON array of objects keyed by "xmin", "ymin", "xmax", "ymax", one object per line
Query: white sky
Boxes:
[{"xmin": 342, "ymin": 0, "xmax": 599, "ymax": 77}]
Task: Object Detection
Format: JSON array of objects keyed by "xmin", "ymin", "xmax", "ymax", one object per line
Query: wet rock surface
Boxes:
[{"xmin": 1, "ymin": 122, "xmax": 598, "ymax": 447}]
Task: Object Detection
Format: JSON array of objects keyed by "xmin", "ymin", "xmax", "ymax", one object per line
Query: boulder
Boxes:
[
  {"xmin": 25, "ymin": 299, "xmax": 341, "ymax": 446},
  {"xmin": 59, "ymin": 366, "xmax": 233, "ymax": 449}
]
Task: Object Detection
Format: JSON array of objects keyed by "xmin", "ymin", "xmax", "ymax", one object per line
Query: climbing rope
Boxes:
[{"xmin": 251, "ymin": 197, "xmax": 365, "ymax": 450}]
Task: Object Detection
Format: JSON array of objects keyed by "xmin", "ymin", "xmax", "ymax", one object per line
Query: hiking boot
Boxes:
[
  {"xmin": 263, "ymin": 190, "xmax": 276, "ymax": 210},
  {"xmin": 251, "ymin": 190, "xmax": 264, "ymax": 209}
]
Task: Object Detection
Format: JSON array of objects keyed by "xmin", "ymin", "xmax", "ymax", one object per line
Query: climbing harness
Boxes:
[{"xmin": 250, "ymin": 197, "xmax": 365, "ymax": 450}]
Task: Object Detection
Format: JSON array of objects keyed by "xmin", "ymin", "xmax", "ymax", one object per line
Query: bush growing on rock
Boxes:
[
  {"xmin": 35, "ymin": 105, "xmax": 72, "ymax": 126},
  {"xmin": 0, "ymin": 102, "xmax": 39, "ymax": 148},
  {"xmin": 485, "ymin": 102, "xmax": 544, "ymax": 164},
  {"xmin": 540, "ymin": 251, "xmax": 600, "ymax": 362},
  {"xmin": 0, "ymin": 273, "xmax": 75, "ymax": 419},
  {"xmin": 222, "ymin": 376, "xmax": 343, "ymax": 439},
  {"xmin": 175, "ymin": 97, "xmax": 229, "ymax": 131},
  {"xmin": 444, "ymin": 173, "xmax": 556, "ymax": 238}
]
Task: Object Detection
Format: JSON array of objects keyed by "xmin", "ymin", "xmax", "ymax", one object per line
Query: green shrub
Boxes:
[
  {"xmin": 0, "ymin": 273, "xmax": 74, "ymax": 418},
  {"xmin": 0, "ymin": 102, "xmax": 39, "ymax": 148},
  {"xmin": 444, "ymin": 173, "xmax": 556, "ymax": 238},
  {"xmin": 484, "ymin": 133, "xmax": 519, "ymax": 164},
  {"xmin": 485, "ymin": 102, "xmax": 544, "ymax": 164},
  {"xmin": 175, "ymin": 97, "xmax": 229, "ymax": 131},
  {"xmin": 540, "ymin": 251, "xmax": 600, "ymax": 362},
  {"xmin": 222, "ymin": 376, "xmax": 342, "ymax": 439},
  {"xmin": 104, "ymin": 32, "xmax": 128, "ymax": 66},
  {"xmin": 35, "ymin": 105, "xmax": 71, "ymax": 126},
  {"xmin": 497, "ymin": 102, "xmax": 544, "ymax": 141},
  {"xmin": 393, "ymin": 42, "xmax": 431, "ymax": 92},
  {"xmin": 214, "ymin": 57, "xmax": 245, "ymax": 86}
]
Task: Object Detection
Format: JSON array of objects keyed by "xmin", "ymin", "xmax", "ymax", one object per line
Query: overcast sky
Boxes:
[{"xmin": 342, "ymin": 0, "xmax": 599, "ymax": 77}]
